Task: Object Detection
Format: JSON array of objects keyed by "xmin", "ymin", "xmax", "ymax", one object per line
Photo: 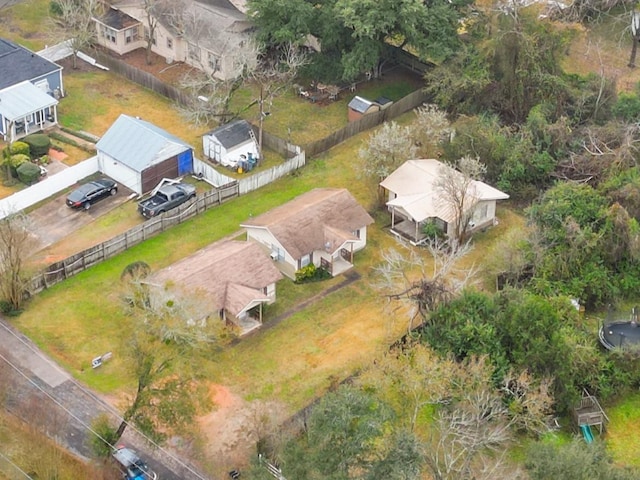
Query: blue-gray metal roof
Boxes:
[
  {"xmin": 348, "ymin": 95, "xmax": 374, "ymax": 114},
  {"xmin": 0, "ymin": 38, "xmax": 62, "ymax": 91},
  {"xmin": 0, "ymin": 81, "xmax": 58, "ymax": 121},
  {"xmin": 207, "ymin": 119, "xmax": 253, "ymax": 149},
  {"xmin": 96, "ymin": 114, "xmax": 192, "ymax": 172}
]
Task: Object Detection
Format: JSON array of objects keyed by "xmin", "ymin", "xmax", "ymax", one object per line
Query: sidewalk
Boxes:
[{"xmin": 0, "ymin": 316, "xmax": 211, "ymax": 480}]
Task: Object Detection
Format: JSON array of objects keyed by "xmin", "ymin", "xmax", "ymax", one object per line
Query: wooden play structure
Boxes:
[{"xmin": 573, "ymin": 389, "xmax": 609, "ymax": 440}]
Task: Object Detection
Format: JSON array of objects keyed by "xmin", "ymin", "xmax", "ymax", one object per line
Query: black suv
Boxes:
[{"xmin": 66, "ymin": 178, "xmax": 117, "ymax": 210}]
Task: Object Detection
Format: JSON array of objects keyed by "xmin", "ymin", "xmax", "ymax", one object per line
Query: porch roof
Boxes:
[{"xmin": 0, "ymin": 81, "xmax": 58, "ymax": 121}]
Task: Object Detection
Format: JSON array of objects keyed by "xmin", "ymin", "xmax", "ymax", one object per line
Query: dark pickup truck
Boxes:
[{"xmin": 138, "ymin": 182, "xmax": 197, "ymax": 218}]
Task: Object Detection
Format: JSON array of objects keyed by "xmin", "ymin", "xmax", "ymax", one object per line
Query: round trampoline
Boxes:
[{"xmin": 599, "ymin": 307, "xmax": 640, "ymax": 350}]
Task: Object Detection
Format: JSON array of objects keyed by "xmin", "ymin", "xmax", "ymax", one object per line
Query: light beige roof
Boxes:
[
  {"xmin": 380, "ymin": 159, "xmax": 509, "ymax": 223},
  {"xmin": 150, "ymin": 241, "xmax": 282, "ymax": 317},
  {"xmin": 240, "ymin": 188, "xmax": 374, "ymax": 259}
]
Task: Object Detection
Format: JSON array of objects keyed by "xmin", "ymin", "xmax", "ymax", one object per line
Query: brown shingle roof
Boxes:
[
  {"xmin": 149, "ymin": 241, "xmax": 282, "ymax": 315},
  {"xmin": 240, "ymin": 188, "xmax": 374, "ymax": 259}
]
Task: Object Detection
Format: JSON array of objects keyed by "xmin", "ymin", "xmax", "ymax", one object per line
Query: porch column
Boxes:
[
  {"xmin": 259, "ymin": 303, "xmax": 263, "ymax": 324},
  {"xmin": 390, "ymin": 207, "xmax": 395, "ymax": 228},
  {"xmin": 350, "ymin": 243, "xmax": 354, "ymax": 263},
  {"xmin": 415, "ymin": 220, "xmax": 419, "ymax": 241}
]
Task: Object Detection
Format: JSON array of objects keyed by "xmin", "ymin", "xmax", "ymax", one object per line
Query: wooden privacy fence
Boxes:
[
  {"xmin": 304, "ymin": 89, "xmax": 430, "ymax": 158},
  {"xmin": 95, "ymin": 51, "xmax": 190, "ymax": 106},
  {"xmin": 238, "ymin": 150, "xmax": 305, "ymax": 195},
  {"xmin": 30, "ymin": 183, "xmax": 239, "ymax": 293}
]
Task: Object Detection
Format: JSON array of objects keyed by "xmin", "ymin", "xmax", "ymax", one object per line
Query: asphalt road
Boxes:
[{"xmin": 0, "ymin": 318, "xmax": 212, "ymax": 480}]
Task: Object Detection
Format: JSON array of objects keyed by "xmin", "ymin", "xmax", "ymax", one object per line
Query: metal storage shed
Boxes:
[{"xmin": 96, "ymin": 114, "xmax": 194, "ymax": 195}]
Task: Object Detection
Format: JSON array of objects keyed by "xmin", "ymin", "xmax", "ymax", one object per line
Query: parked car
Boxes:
[
  {"xmin": 138, "ymin": 182, "xmax": 196, "ymax": 218},
  {"xmin": 66, "ymin": 178, "xmax": 118, "ymax": 210},
  {"xmin": 112, "ymin": 445, "xmax": 157, "ymax": 480}
]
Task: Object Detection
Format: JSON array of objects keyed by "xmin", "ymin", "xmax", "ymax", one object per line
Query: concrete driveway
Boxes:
[{"xmin": 27, "ymin": 181, "xmax": 133, "ymax": 252}]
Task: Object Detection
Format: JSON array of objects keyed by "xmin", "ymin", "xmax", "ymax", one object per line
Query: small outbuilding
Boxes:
[
  {"xmin": 96, "ymin": 114, "xmax": 194, "ymax": 195},
  {"xmin": 347, "ymin": 95, "xmax": 380, "ymax": 122},
  {"xmin": 202, "ymin": 119, "xmax": 259, "ymax": 169}
]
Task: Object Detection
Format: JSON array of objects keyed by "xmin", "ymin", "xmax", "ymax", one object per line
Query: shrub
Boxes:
[
  {"xmin": 8, "ymin": 141, "xmax": 30, "ymax": 156},
  {"xmin": 16, "ymin": 161, "xmax": 42, "ymax": 185},
  {"xmin": 22, "ymin": 134, "xmax": 51, "ymax": 157},
  {"xmin": 422, "ymin": 220, "xmax": 445, "ymax": 241},
  {"xmin": 295, "ymin": 264, "xmax": 331, "ymax": 283},
  {"xmin": 89, "ymin": 414, "xmax": 119, "ymax": 458},
  {"xmin": 6, "ymin": 153, "xmax": 29, "ymax": 175}
]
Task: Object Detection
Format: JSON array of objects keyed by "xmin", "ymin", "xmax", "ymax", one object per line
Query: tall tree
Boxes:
[
  {"xmin": 0, "ymin": 212, "xmax": 36, "ymax": 311},
  {"xmin": 113, "ymin": 270, "xmax": 227, "ymax": 442},
  {"xmin": 50, "ymin": 0, "xmax": 102, "ymax": 69},
  {"xmin": 334, "ymin": 0, "xmax": 466, "ymax": 79}
]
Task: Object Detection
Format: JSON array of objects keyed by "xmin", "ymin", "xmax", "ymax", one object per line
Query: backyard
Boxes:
[{"xmin": 4, "ymin": 0, "xmax": 640, "ymax": 473}]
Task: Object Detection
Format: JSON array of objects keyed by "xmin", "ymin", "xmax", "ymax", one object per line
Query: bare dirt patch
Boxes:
[{"xmin": 197, "ymin": 384, "xmax": 289, "ymax": 471}]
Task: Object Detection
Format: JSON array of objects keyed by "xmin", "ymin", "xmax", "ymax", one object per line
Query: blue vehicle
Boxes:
[{"xmin": 112, "ymin": 445, "xmax": 157, "ymax": 480}]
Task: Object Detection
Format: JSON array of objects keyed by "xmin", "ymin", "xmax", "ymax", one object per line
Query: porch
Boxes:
[
  {"xmin": 0, "ymin": 81, "xmax": 59, "ymax": 143},
  {"xmin": 390, "ymin": 219, "xmax": 428, "ymax": 245}
]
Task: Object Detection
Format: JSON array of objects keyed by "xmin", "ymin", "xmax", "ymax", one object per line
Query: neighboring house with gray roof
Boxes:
[
  {"xmin": 202, "ymin": 119, "xmax": 259, "ymax": 168},
  {"xmin": 96, "ymin": 114, "xmax": 194, "ymax": 194},
  {"xmin": 149, "ymin": 240, "xmax": 283, "ymax": 335},
  {"xmin": 95, "ymin": 0, "xmax": 256, "ymax": 80},
  {"xmin": 0, "ymin": 38, "xmax": 63, "ymax": 142},
  {"xmin": 380, "ymin": 159, "xmax": 510, "ymax": 244},
  {"xmin": 241, "ymin": 188, "xmax": 375, "ymax": 279}
]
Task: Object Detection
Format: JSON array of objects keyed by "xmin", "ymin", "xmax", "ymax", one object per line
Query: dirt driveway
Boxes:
[{"xmin": 27, "ymin": 182, "xmax": 134, "ymax": 254}]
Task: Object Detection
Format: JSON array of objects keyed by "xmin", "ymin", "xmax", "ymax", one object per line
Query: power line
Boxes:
[
  {"xmin": 0, "ymin": 320, "xmax": 210, "ymax": 480},
  {"xmin": 0, "ymin": 448, "xmax": 35, "ymax": 479}
]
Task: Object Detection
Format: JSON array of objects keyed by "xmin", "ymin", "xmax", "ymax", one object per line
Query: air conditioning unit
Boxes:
[
  {"xmin": 270, "ymin": 252, "xmax": 278, "ymax": 261},
  {"xmin": 166, "ymin": 56, "xmax": 174, "ymax": 64},
  {"xmin": 469, "ymin": 221, "xmax": 476, "ymax": 228}
]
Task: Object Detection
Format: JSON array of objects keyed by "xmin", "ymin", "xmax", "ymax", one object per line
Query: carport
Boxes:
[{"xmin": 96, "ymin": 114, "xmax": 194, "ymax": 195}]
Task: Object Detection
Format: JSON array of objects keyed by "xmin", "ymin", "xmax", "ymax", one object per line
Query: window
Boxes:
[
  {"xmin": 300, "ymin": 254, "xmax": 311, "ymax": 268},
  {"xmin": 475, "ymin": 203, "xmax": 489, "ymax": 221},
  {"xmin": 208, "ymin": 52, "xmax": 219, "ymax": 72},
  {"xmin": 101, "ymin": 25, "xmax": 116, "ymax": 43},
  {"xmin": 166, "ymin": 37, "xmax": 173, "ymax": 49},
  {"xmin": 352, "ymin": 229, "xmax": 361, "ymax": 239},
  {"xmin": 124, "ymin": 26, "xmax": 139, "ymax": 44},
  {"xmin": 144, "ymin": 27, "xmax": 156, "ymax": 45},
  {"xmin": 188, "ymin": 43, "xmax": 200, "ymax": 61}
]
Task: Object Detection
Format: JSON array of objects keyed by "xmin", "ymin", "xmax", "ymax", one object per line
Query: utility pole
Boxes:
[{"xmin": 628, "ymin": 9, "xmax": 640, "ymax": 68}]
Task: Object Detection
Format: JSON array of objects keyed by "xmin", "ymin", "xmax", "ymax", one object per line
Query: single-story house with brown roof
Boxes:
[
  {"xmin": 148, "ymin": 240, "xmax": 283, "ymax": 335},
  {"xmin": 380, "ymin": 159, "xmax": 509, "ymax": 244},
  {"xmin": 240, "ymin": 188, "xmax": 374, "ymax": 279}
]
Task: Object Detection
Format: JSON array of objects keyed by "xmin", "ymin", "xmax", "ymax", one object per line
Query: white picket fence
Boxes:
[{"xmin": 0, "ymin": 156, "xmax": 99, "ymax": 219}]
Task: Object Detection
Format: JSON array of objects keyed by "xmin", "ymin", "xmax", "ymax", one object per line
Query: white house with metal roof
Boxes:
[
  {"xmin": 380, "ymin": 159, "xmax": 510, "ymax": 244},
  {"xmin": 96, "ymin": 114, "xmax": 194, "ymax": 195},
  {"xmin": 0, "ymin": 38, "xmax": 63, "ymax": 142}
]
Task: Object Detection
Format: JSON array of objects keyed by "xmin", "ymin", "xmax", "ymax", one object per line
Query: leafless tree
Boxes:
[
  {"xmin": 435, "ymin": 156, "xmax": 487, "ymax": 244},
  {"xmin": 374, "ymin": 240, "xmax": 478, "ymax": 331},
  {"xmin": 50, "ymin": 0, "xmax": 102, "ymax": 69},
  {"xmin": 0, "ymin": 212, "xmax": 36, "ymax": 311},
  {"xmin": 424, "ymin": 356, "xmax": 531, "ymax": 480},
  {"xmin": 359, "ymin": 121, "xmax": 417, "ymax": 206}
]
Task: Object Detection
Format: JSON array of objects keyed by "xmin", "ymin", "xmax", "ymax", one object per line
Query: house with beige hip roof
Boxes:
[
  {"xmin": 241, "ymin": 188, "xmax": 375, "ymax": 279},
  {"xmin": 380, "ymin": 159, "xmax": 509, "ymax": 245},
  {"xmin": 149, "ymin": 240, "xmax": 283, "ymax": 335}
]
